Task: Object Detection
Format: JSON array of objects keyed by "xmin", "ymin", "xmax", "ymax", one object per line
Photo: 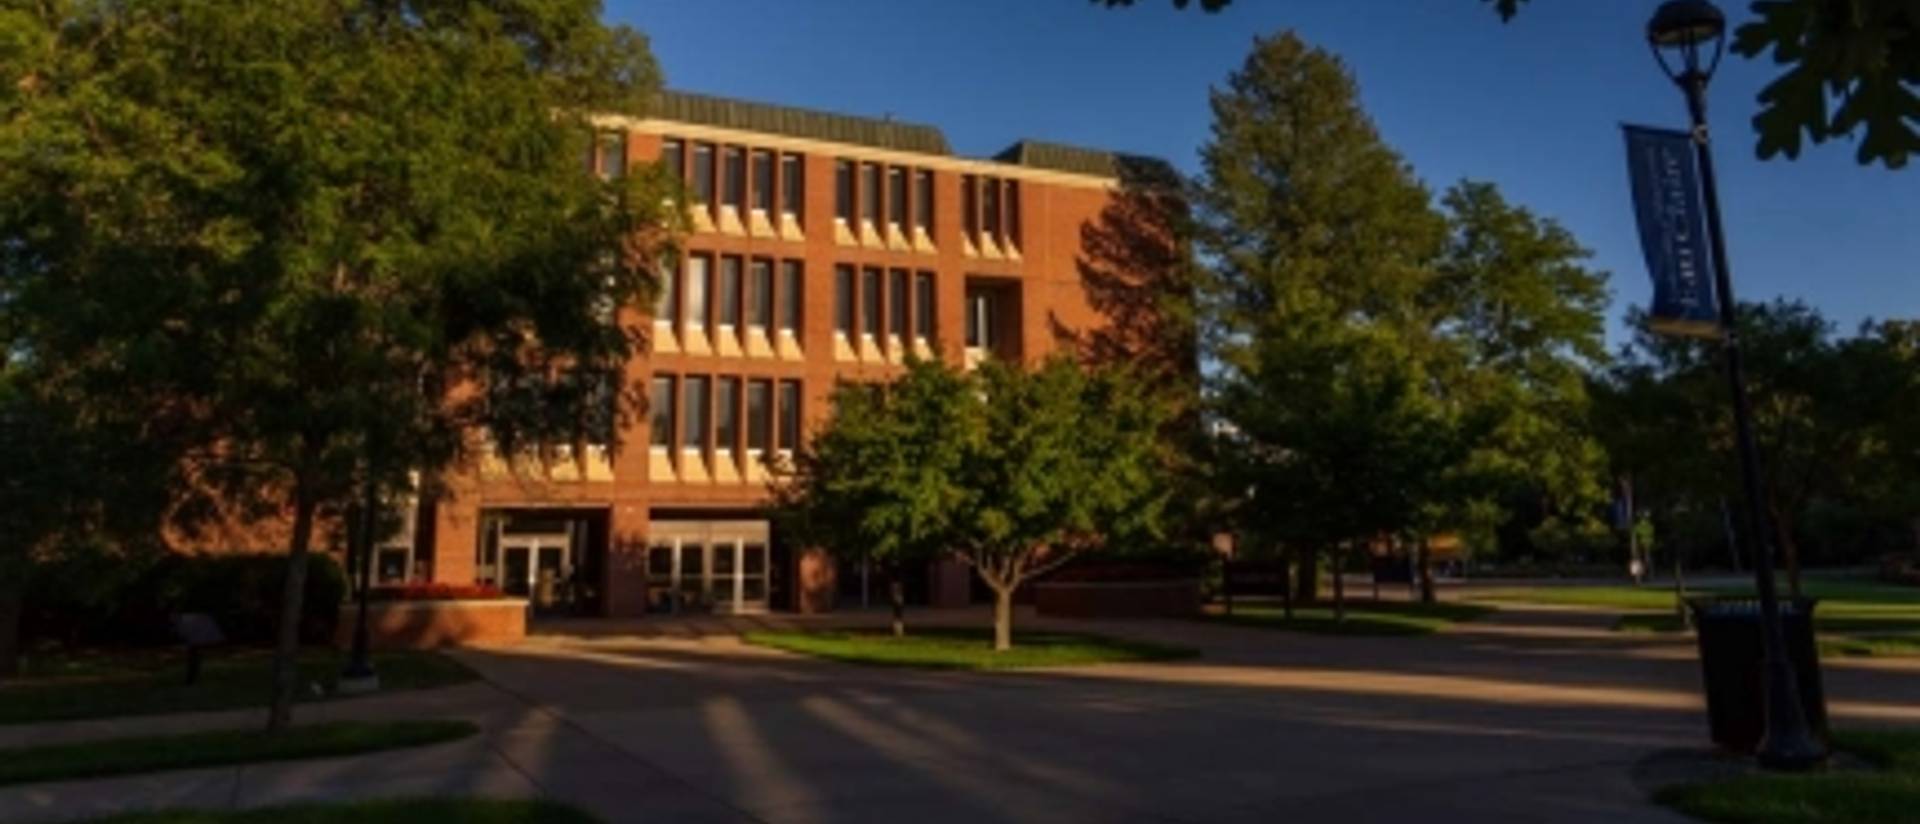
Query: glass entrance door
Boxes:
[{"xmin": 645, "ymin": 520, "xmax": 771, "ymax": 614}]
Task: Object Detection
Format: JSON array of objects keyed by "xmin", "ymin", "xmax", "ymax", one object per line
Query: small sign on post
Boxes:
[{"xmin": 1624, "ymin": 125, "xmax": 1721, "ymax": 339}]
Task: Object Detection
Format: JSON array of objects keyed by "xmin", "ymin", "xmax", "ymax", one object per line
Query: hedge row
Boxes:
[{"xmin": 25, "ymin": 552, "xmax": 347, "ymax": 648}]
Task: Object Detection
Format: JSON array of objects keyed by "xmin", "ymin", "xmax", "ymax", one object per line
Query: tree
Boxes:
[
  {"xmin": 1098, "ymin": 0, "xmax": 1920, "ymax": 169},
  {"xmin": 954, "ymin": 358, "xmax": 1171, "ymax": 650},
  {"xmin": 770, "ymin": 360, "xmax": 973, "ymax": 637},
  {"xmin": 2, "ymin": 0, "xmax": 673, "ymax": 729}
]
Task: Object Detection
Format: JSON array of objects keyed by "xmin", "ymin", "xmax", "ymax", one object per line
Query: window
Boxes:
[
  {"xmin": 861, "ymin": 163, "xmax": 881, "ymax": 223},
  {"xmin": 778, "ymin": 380, "xmax": 801, "ymax": 452},
  {"xmin": 983, "ymin": 178, "xmax": 1001, "ymax": 239},
  {"xmin": 661, "ymin": 139, "xmax": 684, "ymax": 183},
  {"xmin": 747, "ymin": 379, "xmax": 771, "ymax": 455},
  {"xmin": 834, "ymin": 264, "xmax": 854, "ymax": 337},
  {"xmin": 862, "ymin": 267, "xmax": 882, "ymax": 339},
  {"xmin": 717, "ymin": 378, "xmax": 740, "ymax": 455},
  {"xmin": 914, "ymin": 271, "xmax": 934, "ymax": 343},
  {"xmin": 889, "ymin": 269, "xmax": 909, "ymax": 340},
  {"xmin": 692, "ymin": 143, "xmax": 714, "ymax": 204},
  {"xmin": 962, "ymin": 175, "xmax": 978, "ymax": 238},
  {"xmin": 915, "ymin": 170, "xmax": 933, "ymax": 233},
  {"xmin": 1006, "ymin": 180, "xmax": 1021, "ymax": 247},
  {"xmin": 650, "ymin": 376, "xmax": 676, "ymax": 451},
  {"xmin": 719, "ymin": 255, "xmax": 741, "ymax": 330},
  {"xmin": 722, "ymin": 146, "xmax": 744, "ymax": 209},
  {"xmin": 779, "ymin": 260, "xmax": 802, "ymax": 335},
  {"xmin": 597, "ymin": 132, "xmax": 626, "ymax": 179},
  {"xmin": 687, "ymin": 254, "xmax": 710, "ymax": 330},
  {"xmin": 683, "ymin": 376, "xmax": 710, "ymax": 451},
  {"xmin": 751, "ymin": 150, "xmax": 773, "ymax": 213},
  {"xmin": 834, "ymin": 160, "xmax": 853, "ymax": 221},
  {"xmin": 655, "ymin": 254, "xmax": 680, "ymax": 328},
  {"xmin": 780, "ymin": 154, "xmax": 804, "ymax": 218},
  {"xmin": 888, "ymin": 167, "xmax": 907, "ymax": 228},
  {"xmin": 967, "ymin": 288, "xmax": 993, "ymax": 349},
  {"xmin": 748, "ymin": 258, "xmax": 772, "ymax": 330}
]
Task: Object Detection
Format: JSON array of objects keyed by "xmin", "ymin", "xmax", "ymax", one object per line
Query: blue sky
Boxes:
[{"xmin": 609, "ymin": 0, "xmax": 1918, "ymax": 346}]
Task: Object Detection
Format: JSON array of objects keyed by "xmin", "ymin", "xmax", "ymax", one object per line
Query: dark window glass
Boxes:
[
  {"xmin": 888, "ymin": 167, "xmax": 906, "ymax": 227},
  {"xmin": 834, "ymin": 160, "xmax": 853, "ymax": 221},
  {"xmin": 1006, "ymin": 180, "xmax": 1021, "ymax": 246},
  {"xmin": 747, "ymin": 379, "xmax": 771, "ymax": 453},
  {"xmin": 862, "ymin": 267, "xmax": 882, "ymax": 338},
  {"xmin": 719, "ymin": 256, "xmax": 741, "ymax": 328},
  {"xmin": 915, "ymin": 170, "xmax": 933, "ymax": 232},
  {"xmin": 781, "ymin": 154, "xmax": 803, "ymax": 217},
  {"xmin": 650, "ymin": 376, "xmax": 675, "ymax": 449},
  {"xmin": 598, "ymin": 132, "xmax": 626, "ymax": 179},
  {"xmin": 748, "ymin": 258, "xmax": 772, "ymax": 329},
  {"xmin": 656, "ymin": 254, "xmax": 680, "ymax": 326},
  {"xmin": 722, "ymin": 146, "xmax": 744, "ymax": 208},
  {"xmin": 967, "ymin": 288, "xmax": 992, "ymax": 349},
  {"xmin": 834, "ymin": 264, "xmax": 854, "ymax": 335},
  {"xmin": 661, "ymin": 139, "xmax": 684, "ymax": 182},
  {"xmin": 779, "ymin": 261, "xmax": 802, "ymax": 334},
  {"xmin": 683, "ymin": 376, "xmax": 709, "ymax": 450},
  {"xmin": 692, "ymin": 143, "xmax": 714, "ymax": 203},
  {"xmin": 687, "ymin": 254, "xmax": 711, "ymax": 329},
  {"xmin": 962, "ymin": 175, "xmax": 978, "ymax": 238},
  {"xmin": 890, "ymin": 269, "xmax": 909, "ymax": 339},
  {"xmin": 915, "ymin": 272, "xmax": 934, "ymax": 342},
  {"xmin": 861, "ymin": 163, "xmax": 880, "ymax": 222},
  {"xmin": 717, "ymin": 378, "xmax": 740, "ymax": 454},
  {"xmin": 751, "ymin": 150, "xmax": 773, "ymax": 212},
  {"xmin": 983, "ymin": 178, "xmax": 1001, "ymax": 238},
  {"xmin": 778, "ymin": 380, "xmax": 801, "ymax": 451}
]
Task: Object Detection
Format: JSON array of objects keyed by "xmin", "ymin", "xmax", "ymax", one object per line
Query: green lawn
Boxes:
[
  {"xmin": 1203, "ymin": 600, "xmax": 1493, "ymax": 636},
  {"xmin": 1657, "ymin": 730, "xmax": 1920, "ymax": 823},
  {"xmin": 76, "ymin": 799, "xmax": 598, "ymax": 824},
  {"xmin": 0, "ymin": 720, "xmax": 476, "ymax": 786},
  {"xmin": 742, "ymin": 627, "xmax": 1197, "ymax": 670},
  {"xmin": 0, "ymin": 649, "xmax": 477, "ymax": 725}
]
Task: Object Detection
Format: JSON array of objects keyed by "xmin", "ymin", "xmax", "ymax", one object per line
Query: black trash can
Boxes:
[{"xmin": 1686, "ymin": 596, "xmax": 1831, "ymax": 755}]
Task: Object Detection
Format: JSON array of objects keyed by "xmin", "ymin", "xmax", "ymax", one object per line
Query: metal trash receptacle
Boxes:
[{"xmin": 1686, "ymin": 596, "xmax": 1830, "ymax": 754}]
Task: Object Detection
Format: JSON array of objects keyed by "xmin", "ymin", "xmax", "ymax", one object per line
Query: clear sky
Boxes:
[{"xmin": 608, "ymin": 0, "xmax": 1918, "ymax": 346}]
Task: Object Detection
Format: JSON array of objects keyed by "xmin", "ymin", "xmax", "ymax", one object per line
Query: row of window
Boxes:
[
  {"xmin": 833, "ymin": 160, "xmax": 936, "ymax": 236},
  {"xmin": 650, "ymin": 374, "xmax": 803, "ymax": 461},
  {"xmin": 656, "ymin": 254, "xmax": 802, "ymax": 338},
  {"xmin": 962, "ymin": 175, "xmax": 1022, "ymax": 250},
  {"xmin": 660, "ymin": 139, "xmax": 803, "ymax": 219},
  {"xmin": 832, "ymin": 265, "xmax": 937, "ymax": 345}
]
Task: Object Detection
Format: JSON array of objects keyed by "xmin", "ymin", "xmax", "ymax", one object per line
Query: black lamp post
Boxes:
[{"xmin": 1646, "ymin": 0, "xmax": 1823, "ymax": 770}]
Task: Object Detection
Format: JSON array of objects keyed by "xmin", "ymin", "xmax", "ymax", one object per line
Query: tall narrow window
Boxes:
[
  {"xmin": 914, "ymin": 170, "xmax": 933, "ymax": 234},
  {"xmin": 661, "ymin": 139, "xmax": 685, "ymax": 183},
  {"xmin": 718, "ymin": 256, "xmax": 742, "ymax": 330},
  {"xmin": 717, "ymin": 378, "xmax": 740, "ymax": 457},
  {"xmin": 655, "ymin": 254, "xmax": 680, "ymax": 328},
  {"xmin": 779, "ymin": 260, "xmax": 802, "ymax": 336},
  {"xmin": 751, "ymin": 150, "xmax": 773, "ymax": 213},
  {"xmin": 747, "ymin": 379, "xmax": 772, "ymax": 456},
  {"xmin": 861, "ymin": 163, "xmax": 880, "ymax": 223},
  {"xmin": 889, "ymin": 269, "xmax": 909, "ymax": 340},
  {"xmin": 777, "ymin": 380, "xmax": 801, "ymax": 452},
  {"xmin": 888, "ymin": 167, "xmax": 907, "ymax": 229},
  {"xmin": 650, "ymin": 376, "xmax": 676, "ymax": 451},
  {"xmin": 862, "ymin": 267, "xmax": 882, "ymax": 340},
  {"xmin": 687, "ymin": 254, "xmax": 711, "ymax": 331},
  {"xmin": 748, "ymin": 258, "xmax": 772, "ymax": 330},
  {"xmin": 983, "ymin": 178, "xmax": 1001, "ymax": 240},
  {"xmin": 834, "ymin": 160, "xmax": 853, "ymax": 222},
  {"xmin": 597, "ymin": 132, "xmax": 626, "ymax": 179},
  {"xmin": 722, "ymin": 146, "xmax": 744, "ymax": 209},
  {"xmin": 683, "ymin": 376, "xmax": 710, "ymax": 452},
  {"xmin": 1005, "ymin": 180, "xmax": 1021, "ymax": 247},
  {"xmin": 834, "ymin": 264, "xmax": 854, "ymax": 337},
  {"xmin": 962, "ymin": 175, "xmax": 979, "ymax": 239},
  {"xmin": 914, "ymin": 271, "xmax": 935, "ymax": 344},
  {"xmin": 692, "ymin": 143, "xmax": 714, "ymax": 204},
  {"xmin": 967, "ymin": 288, "xmax": 993, "ymax": 349},
  {"xmin": 780, "ymin": 154, "xmax": 804, "ymax": 218}
]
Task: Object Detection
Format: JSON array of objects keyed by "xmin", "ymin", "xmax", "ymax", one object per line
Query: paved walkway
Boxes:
[{"xmin": 2, "ymin": 603, "xmax": 1916, "ymax": 823}]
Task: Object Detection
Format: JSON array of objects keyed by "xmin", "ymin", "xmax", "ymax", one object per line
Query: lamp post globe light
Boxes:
[{"xmin": 1645, "ymin": 0, "xmax": 1824, "ymax": 771}]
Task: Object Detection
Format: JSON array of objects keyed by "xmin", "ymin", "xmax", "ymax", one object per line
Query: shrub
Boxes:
[
  {"xmin": 368, "ymin": 582, "xmax": 504, "ymax": 602},
  {"xmin": 27, "ymin": 552, "xmax": 346, "ymax": 648}
]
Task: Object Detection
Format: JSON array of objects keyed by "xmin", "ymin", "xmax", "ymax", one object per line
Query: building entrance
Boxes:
[{"xmin": 645, "ymin": 520, "xmax": 770, "ymax": 614}]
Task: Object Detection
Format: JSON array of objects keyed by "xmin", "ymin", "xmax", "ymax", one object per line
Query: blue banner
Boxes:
[{"xmin": 1624, "ymin": 125, "xmax": 1721, "ymax": 338}]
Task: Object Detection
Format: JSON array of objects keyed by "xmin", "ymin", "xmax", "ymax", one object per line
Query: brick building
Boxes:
[{"xmin": 373, "ymin": 91, "xmax": 1179, "ymax": 619}]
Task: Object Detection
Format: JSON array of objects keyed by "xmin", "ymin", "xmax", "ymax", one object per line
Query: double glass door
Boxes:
[{"xmin": 646, "ymin": 520, "xmax": 769, "ymax": 614}]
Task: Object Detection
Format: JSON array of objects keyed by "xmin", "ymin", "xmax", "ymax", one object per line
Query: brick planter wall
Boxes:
[
  {"xmin": 1033, "ymin": 579, "xmax": 1202, "ymax": 619},
  {"xmin": 334, "ymin": 598, "xmax": 528, "ymax": 650}
]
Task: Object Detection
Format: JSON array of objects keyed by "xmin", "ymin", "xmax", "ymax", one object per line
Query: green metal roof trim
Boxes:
[
  {"xmin": 655, "ymin": 91, "xmax": 952, "ymax": 156},
  {"xmin": 993, "ymin": 140, "xmax": 1179, "ymax": 184}
]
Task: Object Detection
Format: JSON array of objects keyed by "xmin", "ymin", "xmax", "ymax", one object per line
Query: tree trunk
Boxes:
[
  {"xmin": 992, "ymin": 586, "xmax": 1014, "ymax": 652},
  {"xmin": 1297, "ymin": 551, "xmax": 1320, "ymax": 603},
  {"xmin": 888, "ymin": 574, "xmax": 906, "ymax": 638},
  {"xmin": 1415, "ymin": 539, "xmax": 1436, "ymax": 605},
  {"xmin": 0, "ymin": 575, "xmax": 24, "ymax": 679},
  {"xmin": 267, "ymin": 486, "xmax": 318, "ymax": 732},
  {"xmin": 1280, "ymin": 549, "xmax": 1294, "ymax": 622},
  {"xmin": 1773, "ymin": 509, "xmax": 1803, "ymax": 598},
  {"xmin": 1331, "ymin": 549, "xmax": 1346, "ymax": 623}
]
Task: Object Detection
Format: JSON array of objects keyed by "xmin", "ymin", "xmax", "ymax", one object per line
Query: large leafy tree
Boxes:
[
  {"xmin": 2, "ymin": 0, "xmax": 673, "ymax": 728},
  {"xmin": 1099, "ymin": 0, "xmax": 1920, "ymax": 169}
]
